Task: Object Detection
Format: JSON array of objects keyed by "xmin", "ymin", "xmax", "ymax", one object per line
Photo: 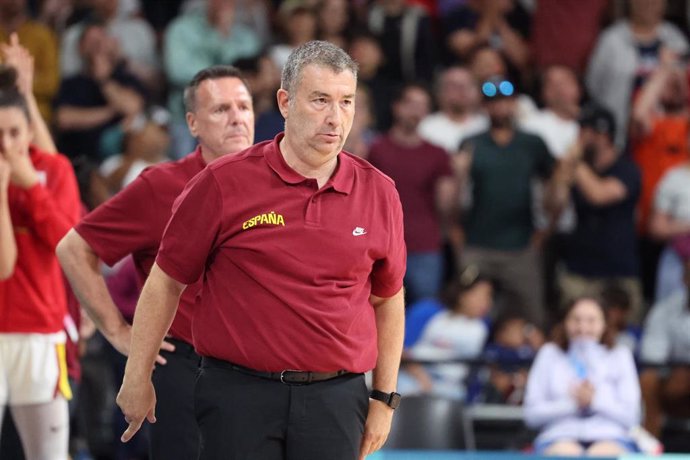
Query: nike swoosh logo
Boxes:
[{"xmin": 352, "ymin": 228, "xmax": 367, "ymax": 236}]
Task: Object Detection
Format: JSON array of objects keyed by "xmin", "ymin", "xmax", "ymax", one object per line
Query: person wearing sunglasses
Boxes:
[{"xmin": 457, "ymin": 76, "xmax": 571, "ymax": 328}]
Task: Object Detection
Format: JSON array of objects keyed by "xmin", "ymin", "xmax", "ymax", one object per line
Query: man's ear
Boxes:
[
  {"xmin": 277, "ymin": 89, "xmax": 289, "ymax": 119},
  {"xmin": 186, "ymin": 112, "xmax": 197, "ymax": 137}
]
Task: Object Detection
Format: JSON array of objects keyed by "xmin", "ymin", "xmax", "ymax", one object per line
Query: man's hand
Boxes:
[
  {"xmin": 107, "ymin": 323, "xmax": 176, "ymax": 365},
  {"xmin": 116, "ymin": 376, "xmax": 157, "ymax": 443},
  {"xmin": 358, "ymin": 400, "xmax": 394, "ymax": 459}
]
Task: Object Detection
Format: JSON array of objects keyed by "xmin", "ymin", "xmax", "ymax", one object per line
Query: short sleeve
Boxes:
[
  {"xmin": 156, "ymin": 168, "xmax": 222, "ymax": 285},
  {"xmin": 76, "ymin": 174, "xmax": 161, "ymax": 266},
  {"xmin": 370, "ymin": 187, "xmax": 406, "ymax": 298},
  {"xmin": 653, "ymin": 169, "xmax": 680, "ymax": 215}
]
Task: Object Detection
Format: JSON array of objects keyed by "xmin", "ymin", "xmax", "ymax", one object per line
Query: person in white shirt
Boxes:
[
  {"xmin": 418, "ymin": 66, "xmax": 488, "ymax": 154},
  {"xmin": 639, "ymin": 244, "xmax": 690, "ymax": 437},
  {"xmin": 398, "ymin": 266, "xmax": 493, "ymax": 400},
  {"xmin": 521, "ymin": 65, "xmax": 581, "ymax": 159}
]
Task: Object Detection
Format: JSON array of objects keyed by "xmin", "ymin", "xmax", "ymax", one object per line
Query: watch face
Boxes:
[{"xmin": 389, "ymin": 392, "xmax": 402, "ymax": 409}]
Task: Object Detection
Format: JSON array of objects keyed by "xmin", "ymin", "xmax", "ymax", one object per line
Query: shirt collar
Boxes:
[
  {"xmin": 190, "ymin": 145, "xmax": 207, "ymax": 167},
  {"xmin": 265, "ymin": 133, "xmax": 354, "ymax": 195}
]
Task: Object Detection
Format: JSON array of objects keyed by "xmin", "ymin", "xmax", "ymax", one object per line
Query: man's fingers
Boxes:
[
  {"xmin": 9, "ymin": 33, "xmax": 19, "ymax": 47},
  {"xmin": 146, "ymin": 406, "xmax": 156, "ymax": 424},
  {"xmin": 160, "ymin": 339, "xmax": 176, "ymax": 353},
  {"xmin": 155, "ymin": 354, "xmax": 168, "ymax": 365},
  {"xmin": 358, "ymin": 432, "xmax": 376, "ymax": 460},
  {"xmin": 120, "ymin": 418, "xmax": 143, "ymax": 443}
]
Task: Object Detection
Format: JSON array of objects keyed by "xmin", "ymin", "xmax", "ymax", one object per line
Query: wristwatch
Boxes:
[{"xmin": 370, "ymin": 390, "xmax": 402, "ymax": 409}]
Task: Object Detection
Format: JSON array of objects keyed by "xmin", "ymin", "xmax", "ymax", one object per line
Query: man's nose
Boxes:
[{"xmin": 325, "ymin": 103, "xmax": 342, "ymax": 125}]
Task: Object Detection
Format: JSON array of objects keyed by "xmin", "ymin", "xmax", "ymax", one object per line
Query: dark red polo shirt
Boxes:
[
  {"xmin": 368, "ymin": 135, "xmax": 453, "ymax": 253},
  {"xmin": 156, "ymin": 134, "xmax": 406, "ymax": 373},
  {"xmin": 75, "ymin": 148, "xmax": 207, "ymax": 344}
]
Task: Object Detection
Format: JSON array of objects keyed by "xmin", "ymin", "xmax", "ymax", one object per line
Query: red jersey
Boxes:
[
  {"xmin": 368, "ymin": 135, "xmax": 453, "ymax": 252},
  {"xmin": 75, "ymin": 148, "xmax": 207, "ymax": 344},
  {"xmin": 157, "ymin": 135, "xmax": 406, "ymax": 373},
  {"xmin": 0, "ymin": 147, "xmax": 80, "ymax": 333}
]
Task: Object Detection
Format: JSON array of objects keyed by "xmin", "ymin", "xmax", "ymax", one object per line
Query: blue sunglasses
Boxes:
[{"xmin": 481, "ymin": 80, "xmax": 515, "ymax": 98}]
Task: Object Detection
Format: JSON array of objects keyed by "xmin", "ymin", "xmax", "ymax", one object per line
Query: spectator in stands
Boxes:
[
  {"xmin": 522, "ymin": 66, "xmax": 582, "ymax": 162},
  {"xmin": 601, "ymin": 283, "xmax": 641, "ymax": 354},
  {"xmin": 99, "ymin": 106, "xmax": 170, "ymax": 195},
  {"xmin": 367, "ymin": 0, "xmax": 436, "ymax": 84},
  {"xmin": 560, "ymin": 105, "xmax": 643, "ymax": 321},
  {"xmin": 163, "ymin": 0, "xmax": 260, "ymax": 158},
  {"xmin": 469, "ymin": 45, "xmax": 537, "ymax": 121},
  {"xmin": 650, "ymin": 157, "xmax": 690, "ymax": 301},
  {"xmin": 235, "ymin": 54, "xmax": 283, "ymax": 143},
  {"xmin": 60, "ymin": 0, "xmax": 158, "ymax": 88},
  {"xmin": 639, "ymin": 238, "xmax": 690, "ymax": 438},
  {"xmin": 349, "ymin": 33, "xmax": 393, "ymax": 131},
  {"xmin": 521, "ymin": 65, "xmax": 582, "ymax": 311},
  {"xmin": 343, "ymin": 84, "xmax": 376, "ymax": 159},
  {"xmin": 524, "ymin": 296, "xmax": 641, "ymax": 456},
  {"xmin": 481, "ymin": 314, "xmax": 543, "ymax": 405},
  {"xmin": 458, "ymin": 76, "xmax": 570, "ymax": 327},
  {"xmin": 369, "ymin": 83, "xmax": 458, "ymax": 304},
  {"xmin": 0, "ymin": 0, "xmax": 59, "ymax": 122},
  {"xmin": 316, "ymin": 0, "xmax": 353, "ymax": 49},
  {"xmin": 233, "ymin": 0, "xmax": 272, "ymax": 48},
  {"xmin": 530, "ymin": 0, "xmax": 609, "ymax": 73},
  {"xmin": 586, "ymin": 0, "xmax": 688, "ymax": 147},
  {"xmin": 418, "ymin": 65, "xmax": 487, "ymax": 154},
  {"xmin": 443, "ymin": 0, "xmax": 531, "ymax": 75},
  {"xmin": 269, "ymin": 1, "xmax": 318, "ymax": 72},
  {"xmin": 38, "ymin": 0, "xmax": 75, "ymax": 36},
  {"xmin": 399, "ymin": 265, "xmax": 493, "ymax": 400},
  {"xmin": 637, "ymin": 56, "xmax": 690, "ymax": 302},
  {"xmin": 54, "ymin": 22, "xmax": 146, "ymax": 164}
]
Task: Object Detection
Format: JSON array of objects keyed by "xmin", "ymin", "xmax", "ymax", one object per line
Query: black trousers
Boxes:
[
  {"xmin": 195, "ymin": 359, "xmax": 368, "ymax": 460},
  {"xmin": 150, "ymin": 338, "xmax": 201, "ymax": 460}
]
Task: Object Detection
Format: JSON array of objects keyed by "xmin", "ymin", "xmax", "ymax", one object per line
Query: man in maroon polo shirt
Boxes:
[
  {"xmin": 117, "ymin": 41, "xmax": 407, "ymax": 460},
  {"xmin": 369, "ymin": 82, "xmax": 457, "ymax": 304},
  {"xmin": 56, "ymin": 65, "xmax": 254, "ymax": 460}
]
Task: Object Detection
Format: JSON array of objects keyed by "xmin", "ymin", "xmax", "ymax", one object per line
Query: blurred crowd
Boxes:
[{"xmin": 2, "ymin": 0, "xmax": 690, "ymax": 457}]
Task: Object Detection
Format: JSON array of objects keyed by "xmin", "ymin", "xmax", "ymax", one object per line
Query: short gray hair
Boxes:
[{"xmin": 281, "ymin": 40, "xmax": 358, "ymax": 97}]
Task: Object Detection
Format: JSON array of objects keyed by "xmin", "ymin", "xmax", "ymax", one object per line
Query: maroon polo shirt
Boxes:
[
  {"xmin": 75, "ymin": 148, "xmax": 207, "ymax": 344},
  {"xmin": 156, "ymin": 134, "xmax": 406, "ymax": 373},
  {"xmin": 368, "ymin": 135, "xmax": 453, "ymax": 253}
]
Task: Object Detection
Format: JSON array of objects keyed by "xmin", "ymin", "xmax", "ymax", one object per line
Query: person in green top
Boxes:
[
  {"xmin": 163, "ymin": 0, "xmax": 262, "ymax": 159},
  {"xmin": 456, "ymin": 76, "xmax": 571, "ymax": 327}
]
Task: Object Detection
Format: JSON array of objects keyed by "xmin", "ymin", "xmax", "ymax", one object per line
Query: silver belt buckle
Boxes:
[{"xmin": 280, "ymin": 369, "xmax": 303, "ymax": 384}]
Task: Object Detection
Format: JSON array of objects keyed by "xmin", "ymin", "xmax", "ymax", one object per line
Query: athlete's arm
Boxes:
[
  {"xmin": 359, "ymin": 287, "xmax": 405, "ymax": 460},
  {"xmin": 117, "ymin": 263, "xmax": 186, "ymax": 442},
  {"xmin": 57, "ymin": 230, "xmax": 174, "ymax": 364}
]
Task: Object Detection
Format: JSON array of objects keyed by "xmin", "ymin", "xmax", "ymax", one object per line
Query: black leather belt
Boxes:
[{"xmin": 201, "ymin": 356, "xmax": 351, "ymax": 385}]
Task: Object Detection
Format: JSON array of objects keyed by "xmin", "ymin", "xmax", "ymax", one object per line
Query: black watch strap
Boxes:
[{"xmin": 370, "ymin": 389, "xmax": 402, "ymax": 409}]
